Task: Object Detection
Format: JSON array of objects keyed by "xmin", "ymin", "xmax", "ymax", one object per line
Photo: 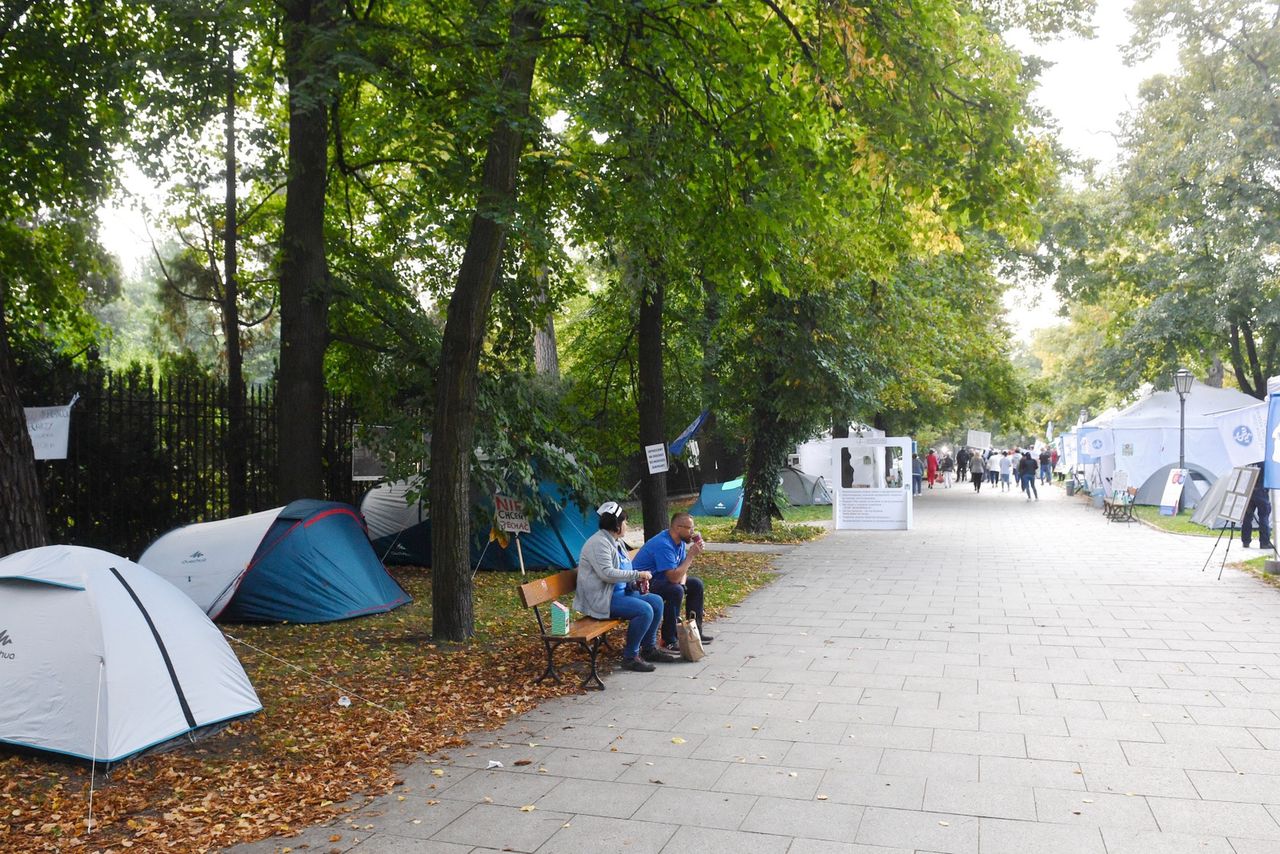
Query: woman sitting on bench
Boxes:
[{"xmin": 575, "ymin": 502, "xmax": 680, "ymax": 672}]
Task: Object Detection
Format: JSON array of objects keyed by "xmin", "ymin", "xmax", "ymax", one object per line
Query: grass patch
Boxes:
[
  {"xmin": 1, "ymin": 557, "xmax": 779, "ymax": 853},
  {"xmin": 1232, "ymin": 554, "xmax": 1280, "ymax": 589},
  {"xmin": 628, "ymin": 497, "xmax": 831, "ymax": 545},
  {"xmin": 1132, "ymin": 505, "xmax": 1216, "ymax": 536}
]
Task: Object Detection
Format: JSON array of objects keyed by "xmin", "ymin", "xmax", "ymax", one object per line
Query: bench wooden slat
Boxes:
[
  {"xmin": 555, "ymin": 616, "xmax": 622, "ymax": 641},
  {"xmin": 518, "ymin": 569, "xmax": 577, "ymax": 608}
]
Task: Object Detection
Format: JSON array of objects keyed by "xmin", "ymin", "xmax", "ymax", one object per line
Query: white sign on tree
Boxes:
[
  {"xmin": 644, "ymin": 443, "xmax": 669, "ymax": 475},
  {"xmin": 24, "ymin": 395, "xmax": 78, "ymax": 460}
]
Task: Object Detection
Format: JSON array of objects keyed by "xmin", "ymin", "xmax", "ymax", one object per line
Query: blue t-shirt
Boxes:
[
  {"xmin": 632, "ymin": 531, "xmax": 686, "ymax": 582},
  {"xmin": 614, "ymin": 542, "xmax": 632, "ymax": 594}
]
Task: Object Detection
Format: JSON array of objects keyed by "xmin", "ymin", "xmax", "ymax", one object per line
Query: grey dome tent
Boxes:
[
  {"xmin": 779, "ymin": 467, "xmax": 831, "ymax": 506},
  {"xmin": 1133, "ymin": 462, "xmax": 1216, "ymax": 508},
  {"xmin": 0, "ymin": 546, "xmax": 261, "ymax": 764}
]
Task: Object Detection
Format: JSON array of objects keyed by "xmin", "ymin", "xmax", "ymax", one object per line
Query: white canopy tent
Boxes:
[{"xmin": 1084, "ymin": 382, "xmax": 1259, "ymax": 503}]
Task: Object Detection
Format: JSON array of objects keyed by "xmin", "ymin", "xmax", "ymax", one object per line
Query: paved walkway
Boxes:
[{"xmin": 231, "ymin": 483, "xmax": 1280, "ymax": 854}]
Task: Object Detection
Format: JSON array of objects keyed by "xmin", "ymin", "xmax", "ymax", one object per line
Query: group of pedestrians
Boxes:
[{"xmin": 914, "ymin": 445, "xmax": 1056, "ymax": 501}]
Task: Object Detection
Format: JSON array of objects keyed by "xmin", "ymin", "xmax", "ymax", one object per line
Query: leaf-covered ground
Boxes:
[{"xmin": 0, "ymin": 552, "xmax": 778, "ymax": 853}]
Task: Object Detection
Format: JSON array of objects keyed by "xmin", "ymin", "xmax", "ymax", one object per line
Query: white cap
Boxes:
[{"xmin": 596, "ymin": 501, "xmax": 621, "ymax": 517}]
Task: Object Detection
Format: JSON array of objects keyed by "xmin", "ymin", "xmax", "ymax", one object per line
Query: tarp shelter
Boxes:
[
  {"xmin": 140, "ymin": 500, "xmax": 410, "ymax": 622},
  {"xmin": 0, "ymin": 545, "xmax": 261, "ymax": 764},
  {"xmin": 1086, "ymin": 382, "xmax": 1259, "ymax": 503},
  {"xmin": 360, "ymin": 480, "xmax": 596, "ymax": 570},
  {"xmin": 688, "ymin": 477, "xmax": 744, "ymax": 517},
  {"xmin": 780, "ymin": 467, "xmax": 832, "ymax": 506}
]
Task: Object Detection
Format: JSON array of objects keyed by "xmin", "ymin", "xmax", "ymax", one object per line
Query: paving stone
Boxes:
[
  {"xmin": 978, "ymin": 817, "xmax": 1106, "ymax": 854},
  {"xmin": 533, "ymin": 777, "xmax": 655, "ymax": 818},
  {"xmin": 1098, "ymin": 827, "xmax": 1235, "ymax": 854},
  {"xmin": 1145, "ymin": 797, "xmax": 1280, "ymax": 839},
  {"xmin": 1032, "ymin": 787, "xmax": 1158, "ymax": 829},
  {"xmin": 920, "ymin": 780, "xmax": 1036, "ymax": 820},
  {"xmin": 432, "ymin": 803, "xmax": 573, "ymax": 852},
  {"xmin": 853, "ymin": 806, "xmax": 978, "ymax": 853},
  {"xmin": 532, "ymin": 813, "xmax": 676, "ymax": 854},
  {"xmin": 637, "ymin": 785, "xmax": 757, "ymax": 830},
  {"xmin": 739, "ymin": 796, "xmax": 865, "ymax": 841},
  {"xmin": 660, "ymin": 824, "xmax": 792, "ymax": 854}
]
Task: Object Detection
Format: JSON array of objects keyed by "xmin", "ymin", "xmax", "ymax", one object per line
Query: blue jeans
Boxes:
[
  {"xmin": 609, "ymin": 589, "xmax": 664, "ymax": 658},
  {"xmin": 912, "ymin": 474, "xmax": 922, "ymax": 494},
  {"xmin": 1022, "ymin": 473, "xmax": 1038, "ymax": 499},
  {"xmin": 1039, "ymin": 463, "xmax": 1051, "ymax": 483},
  {"xmin": 650, "ymin": 575, "xmax": 705, "ymax": 647}
]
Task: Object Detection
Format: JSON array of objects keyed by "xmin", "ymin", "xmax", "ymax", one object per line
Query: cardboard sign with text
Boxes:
[{"xmin": 495, "ymin": 494, "xmax": 531, "ymax": 534}]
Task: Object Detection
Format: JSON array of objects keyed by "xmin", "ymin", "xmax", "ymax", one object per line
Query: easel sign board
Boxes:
[
  {"xmin": 1159, "ymin": 469, "xmax": 1188, "ymax": 516},
  {"xmin": 1221, "ymin": 467, "xmax": 1259, "ymax": 525},
  {"xmin": 831, "ymin": 436, "xmax": 913, "ymax": 530}
]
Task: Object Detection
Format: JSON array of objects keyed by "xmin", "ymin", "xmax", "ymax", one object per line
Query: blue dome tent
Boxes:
[
  {"xmin": 687, "ymin": 477, "xmax": 745, "ymax": 518},
  {"xmin": 140, "ymin": 500, "xmax": 411, "ymax": 623},
  {"xmin": 361, "ymin": 480, "xmax": 595, "ymax": 571}
]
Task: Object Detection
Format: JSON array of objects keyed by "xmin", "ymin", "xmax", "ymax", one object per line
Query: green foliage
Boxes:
[{"xmin": 1040, "ymin": 0, "xmax": 1280, "ymax": 398}]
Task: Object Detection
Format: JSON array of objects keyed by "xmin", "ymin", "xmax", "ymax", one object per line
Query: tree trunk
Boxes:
[
  {"xmin": 831, "ymin": 417, "xmax": 849, "ymax": 439},
  {"xmin": 1204, "ymin": 355, "xmax": 1224, "ymax": 388},
  {"xmin": 0, "ymin": 296, "xmax": 48, "ymax": 556},
  {"xmin": 636, "ymin": 257, "xmax": 667, "ymax": 541},
  {"xmin": 736, "ymin": 399, "xmax": 788, "ymax": 535},
  {"xmin": 429, "ymin": 1, "xmax": 544, "ymax": 642},
  {"xmin": 222, "ymin": 33, "xmax": 249, "ymax": 515},
  {"xmin": 532, "ymin": 270, "xmax": 559, "ymax": 379},
  {"xmin": 276, "ymin": 0, "xmax": 336, "ymax": 503},
  {"xmin": 697, "ymin": 275, "xmax": 723, "ymax": 482}
]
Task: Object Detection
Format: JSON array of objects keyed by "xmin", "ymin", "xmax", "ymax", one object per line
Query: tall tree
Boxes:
[
  {"xmin": 429, "ymin": 1, "xmax": 545, "ymax": 641},
  {"xmin": 277, "ymin": 0, "xmax": 340, "ymax": 502},
  {"xmin": 0, "ymin": 0, "xmax": 135, "ymax": 555}
]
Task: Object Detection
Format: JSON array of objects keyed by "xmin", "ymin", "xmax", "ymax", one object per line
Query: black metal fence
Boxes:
[{"xmin": 22, "ymin": 362, "xmax": 358, "ymax": 559}]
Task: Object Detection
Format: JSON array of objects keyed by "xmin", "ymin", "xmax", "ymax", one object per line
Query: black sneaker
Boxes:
[
  {"xmin": 642, "ymin": 646, "xmax": 681, "ymax": 663},
  {"xmin": 620, "ymin": 656, "xmax": 655, "ymax": 672},
  {"xmin": 700, "ymin": 634, "xmax": 714, "ymax": 643}
]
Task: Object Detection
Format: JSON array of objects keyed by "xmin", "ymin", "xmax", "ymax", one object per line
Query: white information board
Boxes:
[
  {"xmin": 831, "ymin": 436, "xmax": 913, "ymax": 530},
  {"xmin": 644, "ymin": 443, "xmax": 669, "ymax": 474}
]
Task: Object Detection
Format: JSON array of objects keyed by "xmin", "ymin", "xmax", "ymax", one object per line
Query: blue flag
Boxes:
[
  {"xmin": 669, "ymin": 410, "xmax": 709, "ymax": 457},
  {"xmin": 1265, "ymin": 393, "xmax": 1280, "ymax": 489}
]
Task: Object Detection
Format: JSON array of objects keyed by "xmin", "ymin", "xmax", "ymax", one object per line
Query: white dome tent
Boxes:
[{"xmin": 0, "ymin": 546, "xmax": 261, "ymax": 764}]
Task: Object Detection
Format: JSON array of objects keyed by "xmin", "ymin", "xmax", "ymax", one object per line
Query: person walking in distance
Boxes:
[
  {"xmin": 1019, "ymin": 451, "xmax": 1039, "ymax": 500},
  {"xmin": 969, "ymin": 450, "xmax": 987, "ymax": 493}
]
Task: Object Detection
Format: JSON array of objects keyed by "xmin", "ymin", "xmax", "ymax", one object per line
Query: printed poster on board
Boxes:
[{"xmin": 1159, "ymin": 468, "xmax": 1188, "ymax": 516}]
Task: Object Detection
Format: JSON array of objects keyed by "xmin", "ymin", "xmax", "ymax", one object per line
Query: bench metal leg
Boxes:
[
  {"xmin": 582, "ymin": 637, "xmax": 607, "ymax": 691},
  {"xmin": 535, "ymin": 637, "xmax": 562, "ymax": 685}
]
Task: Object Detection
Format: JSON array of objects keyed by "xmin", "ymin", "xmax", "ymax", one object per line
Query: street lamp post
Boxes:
[{"xmin": 1174, "ymin": 368, "xmax": 1194, "ymax": 513}]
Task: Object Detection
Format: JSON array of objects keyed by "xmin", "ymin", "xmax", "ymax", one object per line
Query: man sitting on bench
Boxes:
[{"xmin": 633, "ymin": 512, "xmax": 713, "ymax": 651}]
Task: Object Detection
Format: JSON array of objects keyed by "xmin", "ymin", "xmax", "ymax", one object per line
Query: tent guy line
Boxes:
[{"xmin": 224, "ymin": 633, "xmax": 408, "ymax": 718}]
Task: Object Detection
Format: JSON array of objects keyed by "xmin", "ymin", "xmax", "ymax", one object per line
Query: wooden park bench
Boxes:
[
  {"xmin": 517, "ymin": 570, "xmax": 621, "ymax": 691},
  {"xmin": 1104, "ymin": 487, "xmax": 1138, "ymax": 524}
]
